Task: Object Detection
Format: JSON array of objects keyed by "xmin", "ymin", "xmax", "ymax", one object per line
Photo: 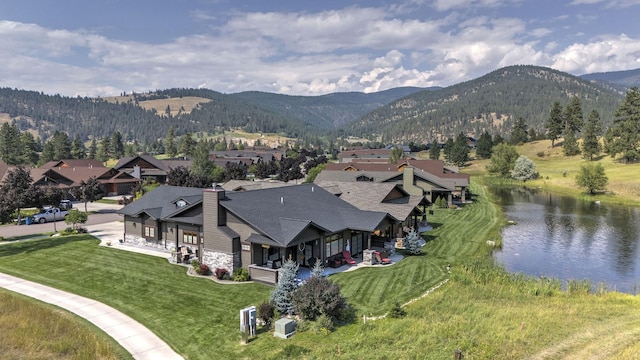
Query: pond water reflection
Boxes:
[{"xmin": 489, "ymin": 186, "xmax": 640, "ymax": 293}]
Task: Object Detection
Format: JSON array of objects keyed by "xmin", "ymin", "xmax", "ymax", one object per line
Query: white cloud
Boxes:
[{"xmin": 552, "ymin": 34, "xmax": 640, "ymax": 74}]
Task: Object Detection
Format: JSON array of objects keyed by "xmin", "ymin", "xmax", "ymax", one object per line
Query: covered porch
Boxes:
[{"xmin": 247, "ymin": 228, "xmax": 397, "ymax": 285}]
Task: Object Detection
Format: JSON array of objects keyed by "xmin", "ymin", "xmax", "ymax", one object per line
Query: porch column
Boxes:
[
  {"xmin": 367, "ymin": 233, "xmax": 371, "ymax": 250},
  {"xmin": 461, "ymin": 187, "xmax": 466, "ymax": 202},
  {"xmin": 448, "ymin": 193, "xmax": 453, "ymax": 208}
]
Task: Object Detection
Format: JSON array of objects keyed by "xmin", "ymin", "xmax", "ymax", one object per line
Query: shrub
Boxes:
[
  {"xmin": 291, "ymin": 276, "xmax": 346, "ymax": 321},
  {"xmin": 197, "ymin": 264, "xmax": 211, "ymax": 275},
  {"xmin": 536, "ymin": 151, "xmax": 545, "ymax": 158},
  {"xmin": 316, "ymin": 313, "xmax": 334, "ymax": 333},
  {"xmin": 566, "ymin": 279, "xmax": 592, "ymax": 295},
  {"xmin": 258, "ymin": 302, "xmax": 275, "ymax": 328},
  {"xmin": 214, "ymin": 268, "xmax": 228, "ymax": 280},
  {"xmin": 388, "ymin": 302, "xmax": 406, "ymax": 318},
  {"xmin": 232, "ymin": 267, "xmax": 250, "ymax": 281}
]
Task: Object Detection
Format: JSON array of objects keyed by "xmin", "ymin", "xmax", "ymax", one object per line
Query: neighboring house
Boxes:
[
  {"xmin": 31, "ymin": 163, "xmax": 140, "ymax": 197},
  {"xmin": 113, "ymin": 155, "xmax": 192, "ymax": 184},
  {"xmin": 118, "ymin": 184, "xmax": 397, "ymax": 284},
  {"xmin": 337, "ymin": 148, "xmax": 395, "ymax": 163},
  {"xmin": 317, "ymin": 159, "xmax": 470, "ymax": 204},
  {"xmin": 0, "ymin": 159, "xmax": 138, "ymax": 197},
  {"xmin": 315, "ymin": 181, "xmax": 429, "ymax": 233},
  {"xmin": 209, "ymin": 150, "xmax": 285, "ymax": 165},
  {"xmin": 221, "ymin": 179, "xmax": 295, "ymax": 192}
]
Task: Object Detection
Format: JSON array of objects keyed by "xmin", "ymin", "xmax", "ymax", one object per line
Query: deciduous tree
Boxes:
[
  {"xmin": 71, "ymin": 176, "xmax": 104, "ymax": 212},
  {"xmin": 575, "ymin": 162, "xmax": 608, "ymax": 194},
  {"xmin": 511, "ymin": 155, "xmax": 538, "ymax": 182},
  {"xmin": 487, "ymin": 143, "xmax": 519, "ymax": 177}
]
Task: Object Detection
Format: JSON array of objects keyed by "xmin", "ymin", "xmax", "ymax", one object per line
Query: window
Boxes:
[
  {"xmin": 324, "ymin": 234, "xmax": 343, "ymax": 258},
  {"xmin": 144, "ymin": 226, "xmax": 155, "ymax": 238},
  {"xmin": 183, "ymin": 231, "xmax": 198, "ymax": 245}
]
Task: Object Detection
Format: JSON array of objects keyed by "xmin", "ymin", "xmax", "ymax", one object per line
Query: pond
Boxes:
[{"xmin": 489, "ymin": 186, "xmax": 640, "ymax": 294}]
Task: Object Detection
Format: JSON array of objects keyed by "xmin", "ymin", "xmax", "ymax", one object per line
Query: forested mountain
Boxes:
[
  {"xmin": 0, "ymin": 65, "xmax": 632, "ymax": 146},
  {"xmin": 230, "ymin": 86, "xmax": 431, "ymax": 129},
  {"xmin": 347, "ymin": 65, "xmax": 625, "ymax": 143},
  {"xmin": 580, "ymin": 68, "xmax": 640, "ymax": 88}
]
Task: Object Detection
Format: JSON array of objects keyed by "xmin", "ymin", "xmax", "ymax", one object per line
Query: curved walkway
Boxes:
[{"xmin": 0, "ymin": 272, "xmax": 183, "ymax": 360}]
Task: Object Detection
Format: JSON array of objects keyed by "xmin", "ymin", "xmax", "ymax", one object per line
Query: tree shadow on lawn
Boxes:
[{"xmin": 0, "ymin": 235, "xmax": 89, "ymax": 258}]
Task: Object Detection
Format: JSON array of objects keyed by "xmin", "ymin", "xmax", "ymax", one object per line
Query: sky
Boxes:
[{"xmin": 1, "ymin": 0, "xmax": 639, "ymax": 97}]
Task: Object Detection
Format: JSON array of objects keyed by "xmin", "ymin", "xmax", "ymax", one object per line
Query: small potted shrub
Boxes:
[{"xmin": 214, "ymin": 267, "xmax": 228, "ymax": 280}]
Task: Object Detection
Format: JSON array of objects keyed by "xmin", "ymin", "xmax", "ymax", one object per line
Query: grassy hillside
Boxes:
[{"xmin": 465, "ymin": 139, "xmax": 640, "ymax": 206}]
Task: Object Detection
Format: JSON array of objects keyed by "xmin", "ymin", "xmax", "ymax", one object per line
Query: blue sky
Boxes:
[{"xmin": 1, "ymin": 0, "xmax": 639, "ymax": 97}]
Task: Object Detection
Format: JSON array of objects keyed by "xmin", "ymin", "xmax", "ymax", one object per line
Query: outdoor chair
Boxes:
[
  {"xmin": 342, "ymin": 250, "xmax": 357, "ymax": 265},
  {"xmin": 374, "ymin": 251, "xmax": 391, "ymax": 265}
]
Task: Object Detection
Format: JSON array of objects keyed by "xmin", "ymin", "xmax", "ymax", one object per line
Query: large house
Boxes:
[
  {"xmin": 315, "ymin": 159, "xmax": 470, "ymax": 205},
  {"xmin": 117, "ymin": 184, "xmax": 398, "ymax": 284},
  {"xmin": 113, "ymin": 155, "xmax": 193, "ymax": 184}
]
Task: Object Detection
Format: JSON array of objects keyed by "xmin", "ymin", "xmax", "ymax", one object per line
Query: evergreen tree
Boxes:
[
  {"xmin": 528, "ymin": 128, "xmax": 538, "ymax": 142},
  {"xmin": 51, "ymin": 131, "xmax": 72, "ymax": 160},
  {"xmin": 191, "ymin": 140, "xmax": 215, "ymax": 177},
  {"xmin": 487, "ymin": 143, "xmax": 519, "ymax": 177},
  {"xmin": 269, "ymin": 259, "xmax": 299, "ymax": 315},
  {"xmin": 608, "ymin": 87, "xmax": 640, "ymax": 163},
  {"xmin": 492, "ymin": 133, "xmax": 505, "ymax": 145},
  {"xmin": 475, "ymin": 131, "xmax": 493, "ymax": 159},
  {"xmin": 428, "ymin": 139, "xmax": 441, "ymax": 160},
  {"xmin": 19, "ymin": 131, "xmax": 39, "ymax": 165},
  {"xmin": 563, "ymin": 128, "xmax": 581, "ymax": 156},
  {"xmin": 511, "ymin": 155, "xmax": 538, "ymax": 182},
  {"xmin": 96, "ymin": 137, "xmax": 111, "ymax": 163},
  {"xmin": 510, "ymin": 117, "xmax": 528, "ymax": 145},
  {"xmin": 88, "ymin": 138, "xmax": 97, "ymax": 159},
  {"xmin": 71, "ymin": 134, "xmax": 86, "ymax": 159},
  {"xmin": 40, "ymin": 141, "xmax": 55, "ymax": 163},
  {"xmin": 110, "ymin": 131, "xmax": 124, "ymax": 159},
  {"xmin": 581, "ymin": 110, "xmax": 602, "ymax": 161},
  {"xmin": 404, "ymin": 229, "xmax": 422, "ymax": 255},
  {"xmin": 0, "ymin": 122, "xmax": 22, "ymax": 165},
  {"xmin": 545, "ymin": 101, "xmax": 564, "ymax": 147},
  {"xmin": 165, "ymin": 126, "xmax": 177, "ymax": 158},
  {"xmin": 310, "ymin": 258, "xmax": 324, "ymax": 278},
  {"xmin": 443, "ymin": 137, "xmax": 455, "ymax": 163},
  {"xmin": 180, "ymin": 133, "xmax": 197, "ymax": 157},
  {"xmin": 563, "ymin": 97, "xmax": 584, "ymax": 135},
  {"xmin": 449, "ymin": 132, "xmax": 470, "ymax": 167}
]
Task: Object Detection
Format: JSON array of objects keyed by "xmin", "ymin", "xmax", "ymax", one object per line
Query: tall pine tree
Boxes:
[
  {"xmin": 545, "ymin": 101, "xmax": 564, "ymax": 147},
  {"xmin": 581, "ymin": 110, "xmax": 602, "ymax": 161},
  {"xmin": 608, "ymin": 87, "xmax": 640, "ymax": 163}
]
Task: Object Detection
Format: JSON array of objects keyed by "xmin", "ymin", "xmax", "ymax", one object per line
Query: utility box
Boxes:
[
  {"xmin": 240, "ymin": 306, "xmax": 256, "ymax": 344},
  {"xmin": 274, "ymin": 318, "xmax": 296, "ymax": 339}
]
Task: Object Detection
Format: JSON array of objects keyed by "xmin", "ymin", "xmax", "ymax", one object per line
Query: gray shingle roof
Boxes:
[
  {"xmin": 222, "ymin": 183, "xmax": 391, "ymax": 247},
  {"xmin": 117, "ymin": 185, "xmax": 203, "ymax": 219}
]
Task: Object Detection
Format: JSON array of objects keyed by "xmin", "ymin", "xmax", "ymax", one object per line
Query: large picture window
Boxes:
[
  {"xmin": 183, "ymin": 231, "xmax": 198, "ymax": 245},
  {"xmin": 144, "ymin": 226, "xmax": 155, "ymax": 238},
  {"xmin": 324, "ymin": 234, "xmax": 343, "ymax": 258}
]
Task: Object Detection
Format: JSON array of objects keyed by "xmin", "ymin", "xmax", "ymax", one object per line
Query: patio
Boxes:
[{"xmin": 296, "ymin": 251, "xmax": 405, "ymax": 282}]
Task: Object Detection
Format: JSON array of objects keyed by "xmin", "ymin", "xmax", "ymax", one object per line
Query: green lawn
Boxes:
[
  {"xmin": 2, "ymin": 180, "xmax": 640, "ymax": 359},
  {"xmin": 0, "ymin": 289, "xmax": 131, "ymax": 359}
]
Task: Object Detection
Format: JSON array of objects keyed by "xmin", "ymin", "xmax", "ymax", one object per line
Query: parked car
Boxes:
[
  {"xmin": 59, "ymin": 200, "xmax": 73, "ymax": 210},
  {"xmin": 31, "ymin": 207, "xmax": 70, "ymax": 224}
]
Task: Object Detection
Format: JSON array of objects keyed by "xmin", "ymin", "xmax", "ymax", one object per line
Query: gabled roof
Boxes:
[
  {"xmin": 221, "ymin": 184, "xmax": 394, "ymax": 247},
  {"xmin": 39, "ymin": 159, "xmax": 105, "ymax": 170},
  {"xmin": 114, "ymin": 155, "xmax": 171, "ymax": 171},
  {"xmin": 221, "ymin": 179, "xmax": 295, "ymax": 192},
  {"xmin": 315, "ymin": 181, "xmax": 425, "ymax": 222},
  {"xmin": 314, "ymin": 169, "xmax": 455, "ymax": 191},
  {"xmin": 117, "ymin": 185, "xmax": 204, "ymax": 222}
]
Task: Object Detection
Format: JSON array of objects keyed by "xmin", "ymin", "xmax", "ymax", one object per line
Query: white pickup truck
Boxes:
[{"xmin": 31, "ymin": 207, "xmax": 70, "ymax": 224}]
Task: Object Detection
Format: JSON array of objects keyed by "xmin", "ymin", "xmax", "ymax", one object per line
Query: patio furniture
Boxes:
[
  {"xmin": 373, "ymin": 251, "xmax": 391, "ymax": 265},
  {"xmin": 342, "ymin": 250, "xmax": 356, "ymax": 265}
]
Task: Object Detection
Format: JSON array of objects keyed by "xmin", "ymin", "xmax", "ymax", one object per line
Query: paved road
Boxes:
[{"xmin": 1, "ymin": 201, "xmax": 122, "ymax": 238}]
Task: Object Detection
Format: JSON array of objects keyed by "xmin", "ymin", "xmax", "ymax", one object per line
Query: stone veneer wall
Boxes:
[
  {"xmin": 363, "ymin": 249, "xmax": 375, "ymax": 265},
  {"xmin": 202, "ymin": 249, "xmax": 240, "ymax": 273},
  {"xmin": 125, "ymin": 234, "xmax": 165, "ymax": 249}
]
